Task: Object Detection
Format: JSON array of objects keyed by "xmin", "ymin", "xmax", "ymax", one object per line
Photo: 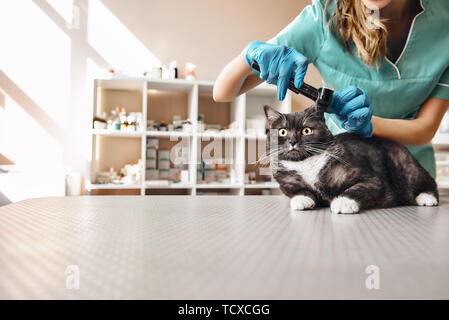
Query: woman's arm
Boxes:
[
  {"xmin": 372, "ymin": 97, "xmax": 449, "ymax": 145},
  {"xmin": 214, "ymin": 41, "xmax": 309, "ymax": 102},
  {"xmin": 213, "ymin": 51, "xmax": 263, "ymax": 102}
]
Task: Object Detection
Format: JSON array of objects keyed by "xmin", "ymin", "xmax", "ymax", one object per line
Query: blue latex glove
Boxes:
[
  {"xmin": 327, "ymin": 86, "xmax": 373, "ymax": 138},
  {"xmin": 245, "ymin": 41, "xmax": 308, "ymax": 101}
]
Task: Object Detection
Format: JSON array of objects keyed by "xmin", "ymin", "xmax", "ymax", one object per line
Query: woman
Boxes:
[{"xmin": 213, "ymin": 0, "xmax": 449, "ymax": 177}]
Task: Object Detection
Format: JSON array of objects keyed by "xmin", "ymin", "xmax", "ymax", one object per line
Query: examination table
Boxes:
[{"xmin": 0, "ymin": 195, "xmax": 448, "ymax": 299}]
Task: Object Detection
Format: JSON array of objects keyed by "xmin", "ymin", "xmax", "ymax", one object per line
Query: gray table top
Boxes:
[{"xmin": 0, "ymin": 195, "xmax": 448, "ymax": 299}]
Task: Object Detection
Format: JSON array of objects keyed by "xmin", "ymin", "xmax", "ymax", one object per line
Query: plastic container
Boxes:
[
  {"xmin": 147, "ymin": 138, "xmax": 159, "ymax": 149},
  {"xmin": 146, "ymin": 159, "xmax": 157, "ymax": 169},
  {"xmin": 158, "ymin": 150, "xmax": 170, "ymax": 160},
  {"xmin": 146, "ymin": 148, "xmax": 157, "ymax": 159},
  {"xmin": 204, "ymin": 169, "xmax": 216, "ymax": 182},
  {"xmin": 146, "ymin": 168, "xmax": 158, "ymax": 180},
  {"xmin": 159, "ymin": 169, "xmax": 169, "ymax": 180},
  {"xmin": 168, "ymin": 168, "xmax": 180, "ymax": 181},
  {"xmin": 158, "ymin": 160, "xmax": 170, "ymax": 170},
  {"xmin": 181, "ymin": 170, "xmax": 189, "ymax": 184}
]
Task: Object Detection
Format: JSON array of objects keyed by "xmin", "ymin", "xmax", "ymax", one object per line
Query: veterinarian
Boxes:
[{"xmin": 213, "ymin": 0, "xmax": 449, "ymax": 178}]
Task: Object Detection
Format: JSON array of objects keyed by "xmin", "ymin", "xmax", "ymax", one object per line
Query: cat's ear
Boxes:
[{"xmin": 264, "ymin": 106, "xmax": 283, "ymax": 126}]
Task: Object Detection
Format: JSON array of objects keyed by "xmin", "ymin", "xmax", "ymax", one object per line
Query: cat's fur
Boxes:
[{"xmin": 264, "ymin": 103, "xmax": 439, "ymax": 214}]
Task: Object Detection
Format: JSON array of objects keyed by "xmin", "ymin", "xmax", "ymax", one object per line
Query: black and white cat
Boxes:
[{"xmin": 264, "ymin": 104, "xmax": 438, "ymax": 214}]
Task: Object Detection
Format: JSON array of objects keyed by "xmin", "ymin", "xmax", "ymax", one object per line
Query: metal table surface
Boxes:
[{"xmin": 0, "ymin": 195, "xmax": 448, "ymax": 299}]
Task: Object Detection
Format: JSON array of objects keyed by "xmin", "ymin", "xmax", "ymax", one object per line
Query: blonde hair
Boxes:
[{"xmin": 325, "ymin": 0, "xmax": 388, "ymax": 68}]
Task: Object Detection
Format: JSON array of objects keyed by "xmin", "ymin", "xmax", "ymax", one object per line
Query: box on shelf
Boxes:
[
  {"xmin": 95, "ymin": 170, "xmax": 114, "ymax": 184},
  {"xmin": 249, "ymin": 171, "xmax": 257, "ymax": 184},
  {"xmin": 202, "ymin": 160, "xmax": 215, "ymax": 170},
  {"xmin": 215, "ymin": 163, "xmax": 229, "ymax": 171},
  {"xmin": 197, "ymin": 159, "xmax": 233, "ymax": 184},
  {"xmin": 158, "ymin": 150, "xmax": 170, "ymax": 160},
  {"xmin": 158, "ymin": 159, "xmax": 170, "ymax": 170},
  {"xmin": 204, "ymin": 169, "xmax": 216, "ymax": 182},
  {"xmin": 436, "ymin": 152, "xmax": 449, "ymax": 178},
  {"xmin": 244, "ymin": 172, "xmax": 249, "ymax": 184},
  {"xmin": 181, "ymin": 170, "xmax": 189, "ymax": 184},
  {"xmin": 147, "ymin": 138, "xmax": 159, "ymax": 149},
  {"xmin": 146, "ymin": 168, "xmax": 158, "ymax": 180},
  {"xmin": 159, "ymin": 169, "xmax": 169, "ymax": 180},
  {"xmin": 215, "ymin": 170, "xmax": 228, "ymax": 180},
  {"xmin": 146, "ymin": 159, "xmax": 157, "ymax": 169},
  {"xmin": 146, "ymin": 148, "xmax": 157, "ymax": 159},
  {"xmin": 169, "ymin": 168, "xmax": 180, "ymax": 181}
]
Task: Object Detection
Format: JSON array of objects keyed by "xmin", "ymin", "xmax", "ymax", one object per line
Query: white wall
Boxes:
[{"xmin": 0, "ymin": 0, "xmax": 321, "ymax": 194}]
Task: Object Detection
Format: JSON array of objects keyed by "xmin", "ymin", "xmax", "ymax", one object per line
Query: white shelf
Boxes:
[
  {"xmin": 95, "ymin": 79, "xmax": 144, "ymax": 91},
  {"xmin": 196, "ymin": 183, "xmax": 243, "ymax": 189},
  {"xmin": 433, "ymin": 132, "xmax": 449, "ymax": 148},
  {"xmin": 87, "ymin": 182, "xmax": 281, "ymax": 190},
  {"xmin": 146, "ymin": 131, "xmax": 192, "ymax": 138},
  {"xmin": 245, "ymin": 133, "xmax": 267, "ymax": 140},
  {"xmin": 244, "ymin": 182, "xmax": 279, "ymax": 189},
  {"xmin": 246, "ymin": 84, "xmax": 277, "ymax": 96},
  {"xmin": 197, "ymin": 131, "xmax": 240, "ymax": 139},
  {"xmin": 92, "ymin": 129, "xmax": 142, "ymax": 138},
  {"xmin": 86, "ymin": 183, "xmax": 142, "ymax": 190},
  {"xmin": 95, "ymin": 77, "xmax": 215, "ymax": 91},
  {"xmin": 145, "ymin": 182, "xmax": 193, "ymax": 189},
  {"xmin": 87, "ymin": 78, "xmax": 291, "ymax": 196},
  {"xmin": 437, "ymin": 179, "xmax": 449, "ymax": 189},
  {"xmin": 147, "ymin": 80, "xmax": 195, "ymax": 92}
]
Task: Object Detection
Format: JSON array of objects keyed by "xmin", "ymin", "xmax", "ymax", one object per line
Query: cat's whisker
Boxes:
[
  {"xmin": 256, "ymin": 147, "xmax": 289, "ymax": 166},
  {"xmin": 256, "ymin": 150, "xmax": 282, "ymax": 164},
  {"xmin": 303, "ymin": 145, "xmax": 350, "ymax": 166}
]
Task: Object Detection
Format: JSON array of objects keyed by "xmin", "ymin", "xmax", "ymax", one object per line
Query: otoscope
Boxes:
[{"xmin": 251, "ymin": 61, "xmax": 334, "ymax": 108}]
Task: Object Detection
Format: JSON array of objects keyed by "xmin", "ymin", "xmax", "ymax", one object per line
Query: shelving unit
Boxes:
[
  {"xmin": 86, "ymin": 77, "xmax": 290, "ymax": 196},
  {"xmin": 432, "ymin": 131, "xmax": 449, "ymax": 190},
  {"xmin": 432, "ymin": 132, "xmax": 449, "ymax": 149}
]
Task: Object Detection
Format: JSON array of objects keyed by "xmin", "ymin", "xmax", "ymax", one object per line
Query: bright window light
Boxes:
[{"xmin": 88, "ymin": 0, "xmax": 162, "ymax": 77}]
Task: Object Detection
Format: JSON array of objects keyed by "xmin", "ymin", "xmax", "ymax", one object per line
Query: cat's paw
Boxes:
[
  {"xmin": 416, "ymin": 193, "xmax": 438, "ymax": 206},
  {"xmin": 330, "ymin": 196, "xmax": 360, "ymax": 214},
  {"xmin": 290, "ymin": 195, "xmax": 315, "ymax": 210}
]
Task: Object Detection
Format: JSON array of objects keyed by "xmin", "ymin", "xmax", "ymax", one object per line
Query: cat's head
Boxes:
[{"xmin": 264, "ymin": 103, "xmax": 334, "ymax": 161}]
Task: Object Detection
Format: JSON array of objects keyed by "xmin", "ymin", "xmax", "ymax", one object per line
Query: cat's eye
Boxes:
[
  {"xmin": 301, "ymin": 127, "xmax": 313, "ymax": 135},
  {"xmin": 278, "ymin": 129, "xmax": 288, "ymax": 137}
]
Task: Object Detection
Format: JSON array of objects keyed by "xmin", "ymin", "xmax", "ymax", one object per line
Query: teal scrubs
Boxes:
[{"xmin": 268, "ymin": 0, "xmax": 449, "ymax": 177}]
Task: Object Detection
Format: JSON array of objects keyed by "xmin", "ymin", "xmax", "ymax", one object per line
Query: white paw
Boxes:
[
  {"xmin": 330, "ymin": 196, "xmax": 360, "ymax": 214},
  {"xmin": 290, "ymin": 195, "xmax": 315, "ymax": 210},
  {"xmin": 416, "ymin": 193, "xmax": 438, "ymax": 206}
]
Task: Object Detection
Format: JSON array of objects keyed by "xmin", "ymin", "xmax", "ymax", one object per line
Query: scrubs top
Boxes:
[{"xmin": 268, "ymin": 0, "xmax": 449, "ymax": 178}]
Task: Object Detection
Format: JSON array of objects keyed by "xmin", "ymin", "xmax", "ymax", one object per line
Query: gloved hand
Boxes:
[
  {"xmin": 245, "ymin": 41, "xmax": 308, "ymax": 101},
  {"xmin": 327, "ymin": 86, "xmax": 373, "ymax": 138}
]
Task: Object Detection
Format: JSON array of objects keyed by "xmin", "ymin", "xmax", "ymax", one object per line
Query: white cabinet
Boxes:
[{"xmin": 86, "ymin": 78, "xmax": 291, "ymax": 196}]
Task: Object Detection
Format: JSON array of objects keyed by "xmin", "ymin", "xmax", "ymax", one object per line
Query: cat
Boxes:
[{"xmin": 263, "ymin": 103, "xmax": 439, "ymax": 214}]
